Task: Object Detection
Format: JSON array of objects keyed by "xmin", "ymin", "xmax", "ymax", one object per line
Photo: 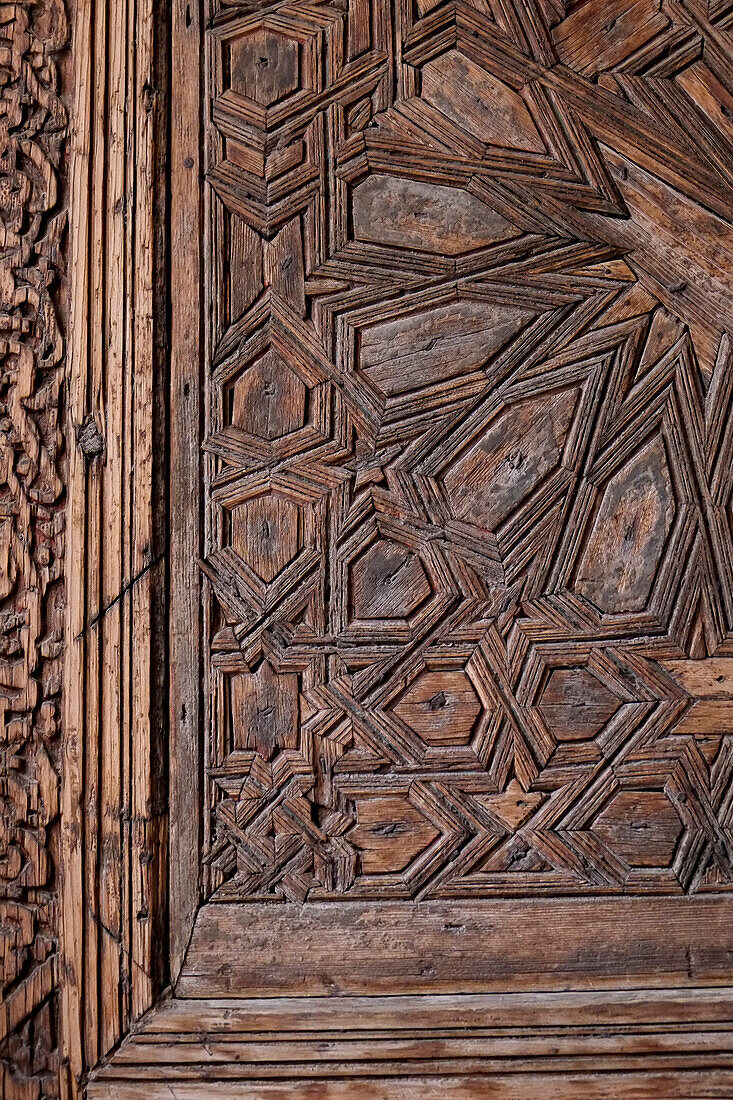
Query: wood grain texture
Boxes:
[
  {"xmin": 60, "ymin": 0, "xmax": 168, "ymax": 1091},
  {"xmin": 45, "ymin": 0, "xmax": 733, "ymax": 1090},
  {"xmin": 200, "ymin": 0, "xmax": 733, "ymax": 909},
  {"xmin": 170, "ymin": 0, "xmax": 203, "ymax": 985},
  {"xmin": 0, "ymin": 3, "xmax": 67, "ymax": 1097},
  {"xmin": 88, "ymin": 988, "xmax": 733, "ymax": 1097},
  {"xmin": 85, "ymin": 1074, "xmax": 733, "ymax": 1099},
  {"xmin": 178, "ymin": 897, "xmax": 733, "ymax": 996}
]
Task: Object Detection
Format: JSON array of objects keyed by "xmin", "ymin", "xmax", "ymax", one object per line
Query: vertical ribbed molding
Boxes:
[{"xmin": 61, "ymin": 0, "xmax": 168, "ymax": 1090}]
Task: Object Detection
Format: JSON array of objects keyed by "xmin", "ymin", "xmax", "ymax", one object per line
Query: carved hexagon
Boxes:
[
  {"xmin": 592, "ymin": 790, "xmax": 684, "ymax": 868},
  {"xmin": 392, "ymin": 670, "xmax": 482, "ymax": 746},
  {"xmin": 539, "ymin": 667, "xmax": 620, "ymax": 742},
  {"xmin": 228, "ymin": 29, "xmax": 300, "ymax": 107},
  {"xmin": 351, "ymin": 173, "xmax": 519, "ymax": 256},
  {"xmin": 211, "ymin": 12, "xmax": 324, "ymax": 135},
  {"xmin": 230, "ymin": 494, "xmax": 301, "ymax": 583},
  {"xmin": 349, "ymin": 795, "xmax": 440, "ymax": 874},
  {"xmin": 227, "ymin": 349, "xmax": 307, "ymax": 441},
  {"xmin": 350, "ymin": 538, "xmax": 432, "ymax": 622}
]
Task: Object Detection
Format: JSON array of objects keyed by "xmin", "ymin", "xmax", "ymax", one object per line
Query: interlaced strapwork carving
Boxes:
[{"xmin": 203, "ymin": 0, "xmax": 733, "ymax": 903}]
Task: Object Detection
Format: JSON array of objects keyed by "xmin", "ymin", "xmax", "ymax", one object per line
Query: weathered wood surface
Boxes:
[
  {"xmin": 60, "ymin": 0, "xmax": 168, "ymax": 1092},
  {"xmin": 178, "ymin": 897, "xmax": 733, "ymax": 996},
  {"xmin": 88, "ymin": 989, "xmax": 733, "ymax": 1096},
  {"xmin": 85, "ymin": 1075, "xmax": 733, "ymax": 1100},
  {"xmin": 170, "ymin": 0, "xmax": 204, "ymax": 987},
  {"xmin": 0, "ymin": 3, "xmax": 66, "ymax": 1097},
  {"xmin": 5, "ymin": 0, "xmax": 732, "ymax": 1088}
]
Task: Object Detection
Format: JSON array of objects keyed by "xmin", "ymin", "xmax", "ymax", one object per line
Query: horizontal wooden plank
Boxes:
[
  {"xmin": 126, "ymin": 987, "xmax": 733, "ymax": 1033},
  {"xmin": 90, "ymin": 1055, "xmax": 733, "ymax": 1080},
  {"xmin": 88, "ymin": 1069, "xmax": 733, "ymax": 1098},
  {"xmin": 177, "ymin": 898, "xmax": 733, "ymax": 997},
  {"xmin": 103, "ymin": 1039, "xmax": 733, "ymax": 1068},
  {"xmin": 88, "ymin": 987, "xmax": 733, "ymax": 1097}
]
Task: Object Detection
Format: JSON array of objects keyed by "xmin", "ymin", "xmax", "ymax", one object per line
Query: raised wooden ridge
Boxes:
[{"xmin": 88, "ymin": 987, "xmax": 733, "ymax": 1098}]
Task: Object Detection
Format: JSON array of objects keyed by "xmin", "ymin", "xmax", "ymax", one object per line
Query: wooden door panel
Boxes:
[
  {"xmin": 48, "ymin": 0, "xmax": 733, "ymax": 1092},
  {"xmin": 201, "ymin": 0, "xmax": 733, "ymax": 910}
]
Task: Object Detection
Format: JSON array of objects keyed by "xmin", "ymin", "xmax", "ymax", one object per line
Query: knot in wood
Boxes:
[{"xmin": 75, "ymin": 414, "xmax": 104, "ymax": 460}]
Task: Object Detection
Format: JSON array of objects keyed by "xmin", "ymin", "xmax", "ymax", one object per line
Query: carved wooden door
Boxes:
[{"xmin": 56, "ymin": 0, "xmax": 733, "ymax": 1092}]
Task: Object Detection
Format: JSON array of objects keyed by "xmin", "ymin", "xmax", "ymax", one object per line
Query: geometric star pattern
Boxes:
[{"xmin": 202, "ymin": 0, "xmax": 733, "ymax": 902}]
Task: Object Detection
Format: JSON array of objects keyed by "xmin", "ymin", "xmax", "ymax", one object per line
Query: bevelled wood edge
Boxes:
[
  {"xmin": 178, "ymin": 898, "xmax": 733, "ymax": 997},
  {"xmin": 61, "ymin": 0, "xmax": 168, "ymax": 1089},
  {"xmin": 87, "ymin": 987, "xmax": 733, "ymax": 1098}
]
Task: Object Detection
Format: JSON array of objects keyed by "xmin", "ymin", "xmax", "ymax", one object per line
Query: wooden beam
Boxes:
[
  {"xmin": 178, "ymin": 898, "xmax": 733, "ymax": 997},
  {"xmin": 169, "ymin": 0, "xmax": 204, "ymax": 984}
]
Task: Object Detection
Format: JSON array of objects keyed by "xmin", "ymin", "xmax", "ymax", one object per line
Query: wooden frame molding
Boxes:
[
  {"xmin": 169, "ymin": 0, "xmax": 203, "ymax": 986},
  {"xmin": 178, "ymin": 898, "xmax": 733, "ymax": 997},
  {"xmin": 85, "ymin": 988, "xmax": 733, "ymax": 1098},
  {"xmin": 61, "ymin": 0, "xmax": 169, "ymax": 1088}
]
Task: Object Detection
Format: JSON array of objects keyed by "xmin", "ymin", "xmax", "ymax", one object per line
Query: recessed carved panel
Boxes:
[
  {"xmin": 539, "ymin": 668, "xmax": 620, "ymax": 741},
  {"xmin": 202, "ymin": 0, "xmax": 733, "ymax": 905},
  {"xmin": 350, "ymin": 539, "xmax": 431, "ymax": 621},
  {"xmin": 349, "ymin": 795, "xmax": 441, "ymax": 874},
  {"xmin": 230, "ymin": 661, "xmax": 300, "ymax": 759},
  {"xmin": 229, "ymin": 30, "xmax": 300, "ymax": 107},
  {"xmin": 575, "ymin": 436, "xmax": 676, "ymax": 614},
  {"xmin": 228, "ymin": 350, "xmax": 307, "ymax": 439},
  {"xmin": 358, "ymin": 301, "xmax": 534, "ymax": 400},
  {"xmin": 230, "ymin": 495, "xmax": 302, "ymax": 583},
  {"xmin": 442, "ymin": 391, "xmax": 578, "ymax": 531},
  {"xmin": 592, "ymin": 790, "xmax": 684, "ymax": 869},
  {"xmin": 421, "ymin": 52, "xmax": 546, "ymax": 153},
  {"xmin": 352, "ymin": 176, "xmax": 520, "ymax": 254}
]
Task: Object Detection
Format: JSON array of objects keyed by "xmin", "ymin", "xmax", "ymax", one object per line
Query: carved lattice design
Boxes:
[{"xmin": 202, "ymin": 0, "xmax": 733, "ymax": 903}]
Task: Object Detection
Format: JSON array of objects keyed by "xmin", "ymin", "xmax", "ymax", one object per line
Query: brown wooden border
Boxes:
[
  {"xmin": 84, "ymin": 987, "xmax": 733, "ymax": 1099},
  {"xmin": 61, "ymin": 0, "xmax": 170, "ymax": 1088},
  {"xmin": 178, "ymin": 897, "xmax": 733, "ymax": 997}
]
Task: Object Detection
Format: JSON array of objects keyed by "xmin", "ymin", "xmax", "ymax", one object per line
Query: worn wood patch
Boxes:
[{"xmin": 177, "ymin": 898, "xmax": 733, "ymax": 996}]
